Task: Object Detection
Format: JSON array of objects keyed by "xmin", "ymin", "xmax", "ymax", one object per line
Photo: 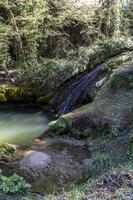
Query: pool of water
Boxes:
[
  {"xmin": 0, "ymin": 107, "xmax": 89, "ymax": 194},
  {"xmin": 2, "ymin": 138, "xmax": 89, "ymax": 194},
  {"xmin": 0, "ymin": 107, "xmax": 53, "ymax": 145}
]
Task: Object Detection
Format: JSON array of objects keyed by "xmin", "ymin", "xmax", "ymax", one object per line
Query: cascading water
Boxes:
[
  {"xmin": 51, "ymin": 63, "xmax": 107, "ymax": 116},
  {"xmin": 51, "ymin": 51, "xmax": 133, "ymax": 116}
]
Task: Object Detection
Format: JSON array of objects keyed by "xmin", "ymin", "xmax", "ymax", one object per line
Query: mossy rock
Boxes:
[
  {"xmin": 0, "ymin": 143, "xmax": 16, "ymax": 159},
  {"xmin": 0, "ymin": 88, "xmax": 6, "ymax": 94},
  {"xmin": 37, "ymin": 95, "xmax": 51, "ymax": 104},
  {"xmin": 0, "ymin": 86, "xmax": 44, "ymax": 103},
  {"xmin": 0, "ymin": 93, "xmax": 7, "ymax": 102},
  {"xmin": 6, "ymin": 87, "xmax": 35, "ymax": 102},
  {"xmin": 45, "ymin": 118, "xmax": 69, "ymax": 137}
]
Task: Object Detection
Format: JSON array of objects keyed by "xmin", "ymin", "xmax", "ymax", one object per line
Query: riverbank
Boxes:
[
  {"xmin": 0, "ymin": 132, "xmax": 132, "ymax": 200},
  {"xmin": 1, "ymin": 136, "xmax": 89, "ymax": 194}
]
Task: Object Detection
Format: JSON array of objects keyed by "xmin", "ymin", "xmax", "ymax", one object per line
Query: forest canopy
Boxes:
[{"xmin": 0, "ymin": 0, "xmax": 132, "ymax": 87}]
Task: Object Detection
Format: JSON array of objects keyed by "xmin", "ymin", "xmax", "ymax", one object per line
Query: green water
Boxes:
[{"xmin": 0, "ymin": 107, "xmax": 53, "ymax": 145}]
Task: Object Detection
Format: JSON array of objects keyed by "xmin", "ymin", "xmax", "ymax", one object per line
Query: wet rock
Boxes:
[{"xmin": 19, "ymin": 151, "xmax": 51, "ymax": 170}]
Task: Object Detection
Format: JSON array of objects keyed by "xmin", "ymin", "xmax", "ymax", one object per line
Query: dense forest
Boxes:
[
  {"xmin": 0, "ymin": 0, "xmax": 132, "ymax": 89},
  {"xmin": 0, "ymin": 0, "xmax": 133, "ymax": 200}
]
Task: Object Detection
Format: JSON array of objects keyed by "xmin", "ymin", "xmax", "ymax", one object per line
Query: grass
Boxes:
[
  {"xmin": 20, "ymin": 131, "xmax": 133, "ymax": 200},
  {"xmin": 1, "ymin": 131, "xmax": 132, "ymax": 200},
  {"xmin": 42, "ymin": 159, "xmax": 133, "ymax": 200}
]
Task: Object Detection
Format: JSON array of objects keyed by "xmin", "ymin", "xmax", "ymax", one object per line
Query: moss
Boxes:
[
  {"xmin": 37, "ymin": 95, "xmax": 51, "ymax": 104},
  {"xmin": 0, "ymin": 93, "xmax": 7, "ymax": 102},
  {"xmin": 0, "ymin": 143, "xmax": 16, "ymax": 158},
  {"xmin": 0, "ymin": 86, "xmax": 45, "ymax": 103},
  {"xmin": 46, "ymin": 117, "xmax": 69, "ymax": 136},
  {"xmin": 0, "ymin": 88, "xmax": 6, "ymax": 94},
  {"xmin": 6, "ymin": 87, "xmax": 35, "ymax": 102}
]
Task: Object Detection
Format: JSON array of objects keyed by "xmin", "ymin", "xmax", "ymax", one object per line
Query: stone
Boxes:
[{"xmin": 19, "ymin": 151, "xmax": 51, "ymax": 170}]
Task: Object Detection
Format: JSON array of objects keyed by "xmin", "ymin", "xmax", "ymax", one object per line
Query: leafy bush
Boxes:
[{"xmin": 0, "ymin": 170, "xmax": 31, "ymax": 194}]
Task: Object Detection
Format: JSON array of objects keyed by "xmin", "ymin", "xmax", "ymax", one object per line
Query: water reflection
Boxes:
[{"xmin": 0, "ymin": 107, "xmax": 52, "ymax": 145}]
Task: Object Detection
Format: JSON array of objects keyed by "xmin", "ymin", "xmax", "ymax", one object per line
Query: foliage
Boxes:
[
  {"xmin": 0, "ymin": 170, "xmax": 31, "ymax": 194},
  {"xmin": 18, "ymin": 36, "xmax": 133, "ymax": 92},
  {"xmin": 0, "ymin": 20, "xmax": 11, "ymax": 69},
  {"xmin": 110, "ymin": 124, "xmax": 120, "ymax": 137},
  {"xmin": 77, "ymin": 36, "xmax": 133, "ymax": 71},
  {"xmin": 0, "ymin": 0, "xmax": 132, "ymax": 71},
  {"xmin": 99, "ymin": 0, "xmax": 121, "ymax": 37},
  {"xmin": 122, "ymin": 1, "xmax": 133, "ymax": 36},
  {"xmin": 19, "ymin": 59, "xmax": 70, "ymax": 90},
  {"xmin": 40, "ymin": 0, "xmax": 100, "ymax": 59},
  {"xmin": 0, "ymin": 0, "xmax": 46, "ymax": 68}
]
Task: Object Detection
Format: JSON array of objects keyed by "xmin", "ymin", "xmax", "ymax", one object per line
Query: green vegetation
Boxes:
[
  {"xmin": 47, "ymin": 62, "xmax": 133, "ymax": 138},
  {"xmin": 0, "ymin": 0, "xmax": 133, "ymax": 90},
  {"xmin": 44, "ymin": 162, "xmax": 133, "ymax": 200},
  {"xmin": 0, "ymin": 86, "xmax": 48, "ymax": 103},
  {"xmin": 0, "ymin": 143, "xmax": 15, "ymax": 158},
  {"xmin": 0, "ymin": 93, "xmax": 7, "ymax": 102},
  {"xmin": 0, "ymin": 0, "xmax": 133, "ymax": 199},
  {"xmin": 0, "ymin": 170, "xmax": 31, "ymax": 194}
]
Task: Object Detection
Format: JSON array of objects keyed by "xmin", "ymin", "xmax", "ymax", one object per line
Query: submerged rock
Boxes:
[{"xmin": 19, "ymin": 151, "xmax": 51, "ymax": 170}]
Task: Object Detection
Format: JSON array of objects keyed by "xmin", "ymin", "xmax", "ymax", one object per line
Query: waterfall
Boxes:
[{"xmin": 51, "ymin": 63, "xmax": 107, "ymax": 116}]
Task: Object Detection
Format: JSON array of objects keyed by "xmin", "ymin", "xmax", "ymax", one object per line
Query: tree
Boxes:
[
  {"xmin": 0, "ymin": 0, "xmax": 46, "ymax": 69},
  {"xmin": 99, "ymin": 0, "xmax": 121, "ymax": 37}
]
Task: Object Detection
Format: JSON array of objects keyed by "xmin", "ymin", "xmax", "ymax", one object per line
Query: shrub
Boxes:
[{"xmin": 0, "ymin": 170, "xmax": 31, "ymax": 194}]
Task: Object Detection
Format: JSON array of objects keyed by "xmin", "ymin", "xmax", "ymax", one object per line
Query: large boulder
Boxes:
[{"xmin": 19, "ymin": 151, "xmax": 51, "ymax": 171}]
